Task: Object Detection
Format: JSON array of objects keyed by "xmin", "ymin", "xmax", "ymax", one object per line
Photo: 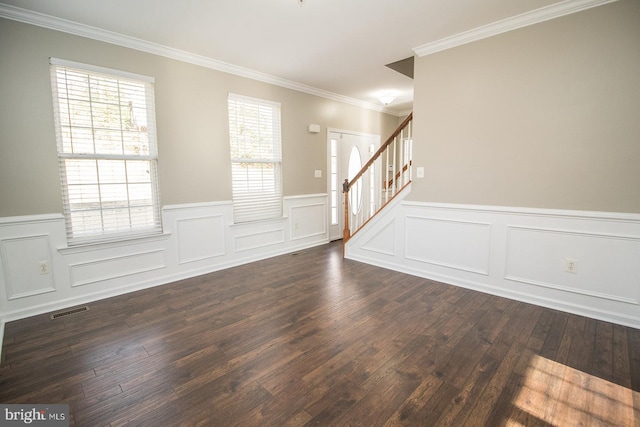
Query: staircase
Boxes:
[{"xmin": 342, "ymin": 112, "xmax": 413, "ymax": 245}]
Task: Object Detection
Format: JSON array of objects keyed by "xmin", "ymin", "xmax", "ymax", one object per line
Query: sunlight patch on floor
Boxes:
[{"xmin": 511, "ymin": 355, "xmax": 637, "ymax": 426}]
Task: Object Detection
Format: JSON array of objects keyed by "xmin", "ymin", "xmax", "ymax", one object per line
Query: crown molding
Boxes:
[
  {"xmin": 0, "ymin": 3, "xmax": 401, "ymax": 116},
  {"xmin": 413, "ymin": 0, "xmax": 620, "ymax": 57}
]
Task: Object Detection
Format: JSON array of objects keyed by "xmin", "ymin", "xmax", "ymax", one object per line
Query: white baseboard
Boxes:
[{"xmin": 0, "ymin": 195, "xmax": 330, "ymax": 360}]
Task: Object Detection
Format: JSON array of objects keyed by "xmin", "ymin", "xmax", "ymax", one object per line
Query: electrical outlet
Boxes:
[
  {"xmin": 416, "ymin": 167, "xmax": 425, "ymax": 178},
  {"xmin": 38, "ymin": 261, "xmax": 49, "ymax": 275},
  {"xmin": 565, "ymin": 259, "xmax": 578, "ymax": 274}
]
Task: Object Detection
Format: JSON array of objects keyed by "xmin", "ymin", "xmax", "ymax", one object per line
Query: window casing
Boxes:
[
  {"xmin": 228, "ymin": 94, "xmax": 283, "ymax": 223},
  {"xmin": 50, "ymin": 58, "xmax": 162, "ymax": 244}
]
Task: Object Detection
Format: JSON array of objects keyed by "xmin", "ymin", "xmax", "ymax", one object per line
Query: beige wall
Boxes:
[
  {"xmin": 411, "ymin": 0, "xmax": 640, "ymax": 213},
  {"xmin": 0, "ymin": 19, "xmax": 397, "ymax": 217}
]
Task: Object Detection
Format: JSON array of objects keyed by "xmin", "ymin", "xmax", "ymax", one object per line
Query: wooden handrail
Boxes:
[
  {"xmin": 346, "ymin": 112, "xmax": 413, "ymax": 189},
  {"xmin": 348, "ymin": 180, "xmax": 411, "ymax": 242},
  {"xmin": 342, "ymin": 112, "xmax": 413, "ymax": 247}
]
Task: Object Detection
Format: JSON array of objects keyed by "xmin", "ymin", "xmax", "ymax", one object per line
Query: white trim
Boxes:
[
  {"xmin": 346, "ymin": 200, "xmax": 640, "ymax": 329},
  {"xmin": 413, "ymin": 0, "xmax": 620, "ymax": 57},
  {"xmin": 402, "ymin": 201, "xmax": 640, "ymax": 223},
  {"xmin": 68, "ymin": 249, "xmax": 166, "ymax": 287},
  {"xmin": 404, "ymin": 216, "xmax": 492, "ymax": 276},
  {"xmin": 360, "ymin": 218, "xmax": 396, "ymax": 256},
  {"xmin": 228, "ymin": 216, "xmax": 288, "ymax": 228},
  {"xmin": 0, "ymin": 238, "xmax": 330, "ymax": 331},
  {"xmin": 0, "ymin": 197, "xmax": 329, "ymax": 362},
  {"xmin": 506, "ymin": 224, "xmax": 640, "ymax": 243},
  {"xmin": 291, "ymin": 231, "xmax": 326, "ymax": 241},
  {"xmin": 0, "ymin": 214, "xmax": 64, "ymax": 226},
  {"xmin": 353, "ymin": 251, "xmax": 640, "ymax": 330},
  {"xmin": 176, "ymin": 214, "xmax": 226, "ymax": 264},
  {"xmin": 504, "ymin": 225, "xmax": 640, "ymax": 305},
  {"xmin": 228, "ymin": 92, "xmax": 280, "ymax": 108},
  {"xmin": 289, "ymin": 203, "xmax": 327, "ymax": 241},
  {"xmin": 504, "ymin": 274, "xmax": 639, "ymax": 305},
  {"xmin": 1, "ymin": 234, "xmax": 57, "ymax": 300},
  {"xmin": 234, "ymin": 228, "xmax": 286, "ymax": 253},
  {"xmin": 0, "ymin": 4, "xmax": 397, "ymax": 115},
  {"xmin": 58, "ymin": 232, "xmax": 171, "ymax": 254},
  {"xmin": 162, "ymin": 201, "xmax": 233, "ymax": 211},
  {"xmin": 50, "ymin": 57, "xmax": 154, "ymax": 82}
]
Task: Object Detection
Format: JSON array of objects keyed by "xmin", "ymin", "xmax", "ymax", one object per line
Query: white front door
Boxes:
[{"xmin": 327, "ymin": 130, "xmax": 380, "ymax": 241}]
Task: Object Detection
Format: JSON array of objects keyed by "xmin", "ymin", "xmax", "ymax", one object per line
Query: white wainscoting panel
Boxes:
[
  {"xmin": 346, "ymin": 201, "xmax": 640, "ymax": 329},
  {"xmin": 405, "ymin": 216, "xmax": 491, "ymax": 275},
  {"xmin": 0, "ymin": 195, "xmax": 329, "ymax": 342},
  {"xmin": 361, "ymin": 218, "xmax": 396, "ymax": 256},
  {"xmin": 69, "ymin": 249, "xmax": 167, "ymax": 287},
  {"xmin": 505, "ymin": 226, "xmax": 640, "ymax": 304},
  {"xmin": 345, "ymin": 186, "xmax": 410, "ymax": 260},
  {"xmin": 234, "ymin": 227, "xmax": 286, "ymax": 253},
  {"xmin": 177, "ymin": 214, "xmax": 226, "ymax": 264},
  {"xmin": 290, "ymin": 203, "xmax": 326, "ymax": 241},
  {"xmin": 0, "ymin": 234, "xmax": 55, "ymax": 299}
]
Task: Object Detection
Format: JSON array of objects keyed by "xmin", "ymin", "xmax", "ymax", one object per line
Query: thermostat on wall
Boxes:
[{"xmin": 308, "ymin": 124, "xmax": 321, "ymax": 133}]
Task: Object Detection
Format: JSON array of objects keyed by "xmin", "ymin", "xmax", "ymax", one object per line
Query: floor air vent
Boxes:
[{"xmin": 51, "ymin": 306, "xmax": 89, "ymax": 320}]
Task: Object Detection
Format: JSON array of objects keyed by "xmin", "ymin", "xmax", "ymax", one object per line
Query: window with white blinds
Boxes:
[
  {"xmin": 228, "ymin": 93, "xmax": 283, "ymax": 223},
  {"xmin": 49, "ymin": 58, "xmax": 162, "ymax": 244}
]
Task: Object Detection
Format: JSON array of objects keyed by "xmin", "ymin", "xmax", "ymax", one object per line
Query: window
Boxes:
[
  {"xmin": 227, "ymin": 94, "xmax": 282, "ymax": 223},
  {"xmin": 50, "ymin": 58, "xmax": 162, "ymax": 244},
  {"xmin": 329, "ymin": 138, "xmax": 338, "ymax": 225}
]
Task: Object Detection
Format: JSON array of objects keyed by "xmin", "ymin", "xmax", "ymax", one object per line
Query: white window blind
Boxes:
[
  {"xmin": 228, "ymin": 93, "xmax": 283, "ymax": 223},
  {"xmin": 50, "ymin": 58, "xmax": 162, "ymax": 244}
]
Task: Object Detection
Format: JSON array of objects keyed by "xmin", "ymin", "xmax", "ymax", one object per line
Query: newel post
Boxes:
[{"xmin": 342, "ymin": 179, "xmax": 350, "ymax": 243}]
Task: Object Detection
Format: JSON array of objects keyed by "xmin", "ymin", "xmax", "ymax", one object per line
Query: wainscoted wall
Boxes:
[
  {"xmin": 0, "ymin": 194, "xmax": 329, "ymax": 330},
  {"xmin": 346, "ymin": 199, "xmax": 640, "ymax": 329}
]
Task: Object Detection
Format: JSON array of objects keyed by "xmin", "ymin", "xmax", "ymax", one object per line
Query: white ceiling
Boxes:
[{"xmin": 2, "ymin": 0, "xmax": 572, "ymax": 114}]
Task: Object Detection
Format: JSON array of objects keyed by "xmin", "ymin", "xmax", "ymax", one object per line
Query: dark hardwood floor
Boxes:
[{"xmin": 1, "ymin": 241, "xmax": 639, "ymax": 426}]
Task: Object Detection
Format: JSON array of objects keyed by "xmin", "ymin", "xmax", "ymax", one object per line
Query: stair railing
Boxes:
[{"xmin": 343, "ymin": 112, "xmax": 413, "ymax": 243}]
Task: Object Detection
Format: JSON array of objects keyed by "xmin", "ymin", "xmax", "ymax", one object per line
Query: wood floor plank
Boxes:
[
  {"xmin": 456, "ymin": 341, "xmax": 525, "ymax": 426},
  {"xmin": 594, "ymin": 321, "xmax": 615, "ymax": 378},
  {"xmin": 628, "ymin": 327, "xmax": 640, "ymax": 426},
  {"xmin": 1, "ymin": 241, "xmax": 638, "ymax": 426},
  {"xmin": 383, "ymin": 374, "xmax": 446, "ymax": 426},
  {"xmin": 415, "ymin": 381, "xmax": 461, "ymax": 427},
  {"xmin": 613, "ymin": 323, "xmax": 632, "ymax": 387},
  {"xmin": 539, "ymin": 310, "xmax": 569, "ymax": 360},
  {"xmin": 431, "ymin": 354, "xmax": 500, "ymax": 426}
]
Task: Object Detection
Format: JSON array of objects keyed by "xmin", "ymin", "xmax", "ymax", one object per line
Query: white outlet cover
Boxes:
[
  {"xmin": 38, "ymin": 261, "xmax": 49, "ymax": 275},
  {"xmin": 565, "ymin": 259, "xmax": 578, "ymax": 273},
  {"xmin": 314, "ymin": 170, "xmax": 322, "ymax": 178},
  {"xmin": 416, "ymin": 167, "xmax": 425, "ymax": 178}
]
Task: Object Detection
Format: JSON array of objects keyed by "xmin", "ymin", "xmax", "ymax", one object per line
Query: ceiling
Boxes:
[{"xmin": 1, "ymin": 0, "xmax": 567, "ymax": 115}]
